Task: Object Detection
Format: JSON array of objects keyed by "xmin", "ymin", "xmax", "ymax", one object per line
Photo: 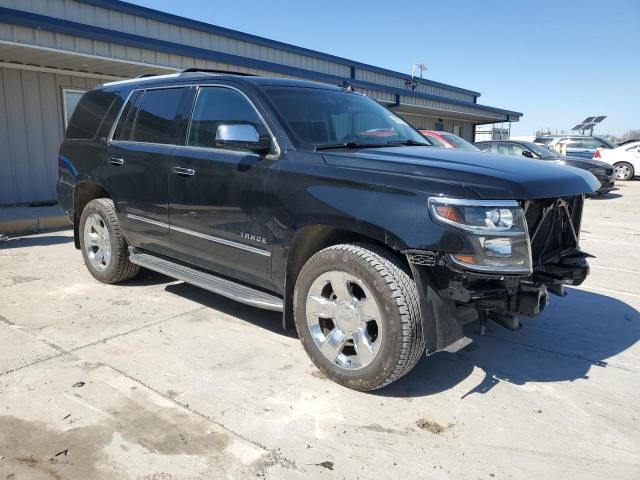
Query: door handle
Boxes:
[
  {"xmin": 108, "ymin": 157, "xmax": 125, "ymax": 166},
  {"xmin": 172, "ymin": 166, "xmax": 196, "ymax": 176}
]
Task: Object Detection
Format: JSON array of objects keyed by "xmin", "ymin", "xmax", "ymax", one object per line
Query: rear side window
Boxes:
[
  {"xmin": 65, "ymin": 90, "xmax": 119, "ymax": 140},
  {"xmin": 187, "ymin": 87, "xmax": 266, "ymax": 148},
  {"xmin": 131, "ymin": 88, "xmax": 185, "ymax": 144},
  {"xmin": 112, "ymin": 91, "xmax": 142, "ymax": 141}
]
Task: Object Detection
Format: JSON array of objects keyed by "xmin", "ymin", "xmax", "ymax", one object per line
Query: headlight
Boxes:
[
  {"xmin": 588, "ymin": 167, "xmax": 606, "ymax": 176},
  {"xmin": 428, "ymin": 197, "xmax": 532, "ymax": 274}
]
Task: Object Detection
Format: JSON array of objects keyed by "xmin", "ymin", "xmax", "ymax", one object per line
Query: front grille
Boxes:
[{"xmin": 524, "ymin": 196, "xmax": 583, "ymax": 267}]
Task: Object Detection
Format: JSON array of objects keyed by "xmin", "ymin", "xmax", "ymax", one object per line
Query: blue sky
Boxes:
[{"xmin": 129, "ymin": 0, "xmax": 638, "ymax": 137}]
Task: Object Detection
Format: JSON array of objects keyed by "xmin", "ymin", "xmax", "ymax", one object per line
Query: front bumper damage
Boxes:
[
  {"xmin": 405, "ymin": 195, "xmax": 592, "ymax": 355},
  {"xmin": 407, "ymin": 250, "xmax": 591, "ymax": 354}
]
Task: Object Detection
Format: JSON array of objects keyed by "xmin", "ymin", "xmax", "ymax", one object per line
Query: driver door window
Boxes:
[
  {"xmin": 187, "ymin": 87, "xmax": 267, "ymax": 149},
  {"xmin": 507, "ymin": 143, "xmax": 528, "ymax": 156}
]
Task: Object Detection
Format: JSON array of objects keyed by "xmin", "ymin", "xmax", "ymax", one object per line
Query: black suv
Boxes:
[{"xmin": 58, "ymin": 69, "xmax": 599, "ymax": 391}]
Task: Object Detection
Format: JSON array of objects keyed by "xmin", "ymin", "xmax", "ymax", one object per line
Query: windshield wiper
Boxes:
[
  {"xmin": 384, "ymin": 140, "xmax": 432, "ymax": 147},
  {"xmin": 314, "ymin": 142, "xmax": 391, "ymax": 151}
]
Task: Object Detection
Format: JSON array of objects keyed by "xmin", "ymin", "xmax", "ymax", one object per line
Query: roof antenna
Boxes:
[
  {"xmin": 405, "ymin": 63, "xmax": 428, "ymax": 90},
  {"xmin": 342, "ymin": 80, "xmax": 355, "ymax": 92}
]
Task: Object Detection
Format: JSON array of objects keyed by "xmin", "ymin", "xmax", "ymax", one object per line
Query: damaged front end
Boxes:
[{"xmin": 406, "ymin": 195, "xmax": 591, "ymax": 355}]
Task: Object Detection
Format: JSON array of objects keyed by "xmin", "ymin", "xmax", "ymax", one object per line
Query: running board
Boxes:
[{"xmin": 128, "ymin": 247, "xmax": 283, "ymax": 311}]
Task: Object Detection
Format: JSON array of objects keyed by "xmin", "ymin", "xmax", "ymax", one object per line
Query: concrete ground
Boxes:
[{"xmin": 1, "ymin": 183, "xmax": 639, "ymax": 480}]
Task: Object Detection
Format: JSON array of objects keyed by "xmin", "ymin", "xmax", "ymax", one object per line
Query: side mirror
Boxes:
[
  {"xmin": 522, "ymin": 150, "xmax": 535, "ymax": 159},
  {"xmin": 215, "ymin": 124, "xmax": 272, "ymax": 154}
]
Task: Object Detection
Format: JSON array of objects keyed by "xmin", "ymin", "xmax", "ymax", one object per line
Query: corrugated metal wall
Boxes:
[
  {"xmin": 0, "ymin": 0, "xmax": 473, "ymax": 103},
  {"xmin": 0, "ymin": 66, "xmax": 100, "ymax": 204}
]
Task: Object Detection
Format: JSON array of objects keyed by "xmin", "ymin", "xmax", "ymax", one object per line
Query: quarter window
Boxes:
[
  {"xmin": 580, "ymin": 138, "xmax": 610, "ymax": 149},
  {"xmin": 187, "ymin": 87, "xmax": 266, "ymax": 148},
  {"xmin": 130, "ymin": 88, "xmax": 185, "ymax": 144},
  {"xmin": 65, "ymin": 89, "xmax": 118, "ymax": 140}
]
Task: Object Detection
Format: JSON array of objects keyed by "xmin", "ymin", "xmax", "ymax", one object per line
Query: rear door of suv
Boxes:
[
  {"xmin": 106, "ymin": 86, "xmax": 188, "ymax": 256},
  {"xmin": 168, "ymin": 84, "xmax": 277, "ymax": 290}
]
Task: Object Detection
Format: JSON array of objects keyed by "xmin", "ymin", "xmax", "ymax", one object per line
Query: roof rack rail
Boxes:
[
  {"xmin": 134, "ymin": 73, "xmax": 162, "ymax": 79},
  {"xmin": 179, "ymin": 68, "xmax": 257, "ymax": 77}
]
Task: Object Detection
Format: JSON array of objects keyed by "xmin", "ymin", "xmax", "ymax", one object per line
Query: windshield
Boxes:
[
  {"xmin": 521, "ymin": 141, "xmax": 560, "ymax": 158},
  {"xmin": 439, "ymin": 133, "xmax": 479, "ymax": 151},
  {"xmin": 534, "ymin": 137, "xmax": 554, "ymax": 145},
  {"xmin": 264, "ymin": 87, "xmax": 431, "ymax": 149},
  {"xmin": 421, "ymin": 132, "xmax": 448, "ymax": 148}
]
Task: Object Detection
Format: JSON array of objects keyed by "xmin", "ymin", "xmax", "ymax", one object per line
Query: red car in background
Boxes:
[{"xmin": 420, "ymin": 130, "xmax": 480, "ymax": 151}]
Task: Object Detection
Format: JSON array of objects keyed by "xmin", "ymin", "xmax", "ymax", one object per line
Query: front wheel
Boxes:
[
  {"xmin": 293, "ymin": 243, "xmax": 424, "ymax": 391},
  {"xmin": 614, "ymin": 162, "xmax": 635, "ymax": 181}
]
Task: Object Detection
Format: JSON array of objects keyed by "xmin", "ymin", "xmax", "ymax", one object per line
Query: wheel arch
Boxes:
[
  {"xmin": 280, "ymin": 224, "xmax": 410, "ymax": 330},
  {"xmin": 73, "ymin": 181, "xmax": 112, "ymax": 249}
]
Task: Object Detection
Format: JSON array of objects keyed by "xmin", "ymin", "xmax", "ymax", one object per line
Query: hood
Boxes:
[
  {"xmin": 322, "ymin": 146, "xmax": 600, "ymax": 200},
  {"xmin": 563, "ymin": 156, "xmax": 613, "ymax": 170}
]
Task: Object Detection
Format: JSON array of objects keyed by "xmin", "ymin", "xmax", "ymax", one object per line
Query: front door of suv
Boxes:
[
  {"xmin": 169, "ymin": 85, "xmax": 277, "ymax": 290},
  {"xmin": 106, "ymin": 86, "xmax": 188, "ymax": 256}
]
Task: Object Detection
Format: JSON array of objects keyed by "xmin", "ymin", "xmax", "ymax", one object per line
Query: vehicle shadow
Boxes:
[
  {"xmin": 377, "ymin": 288, "xmax": 639, "ymax": 398},
  {"xmin": 588, "ymin": 192, "xmax": 623, "ymax": 200},
  {"xmin": 163, "ymin": 281, "xmax": 293, "ymax": 338},
  {"xmin": 112, "ymin": 273, "xmax": 640, "ymax": 397}
]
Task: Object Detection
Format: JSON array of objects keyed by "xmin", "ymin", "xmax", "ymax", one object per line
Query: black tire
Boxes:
[
  {"xmin": 614, "ymin": 162, "xmax": 635, "ymax": 181},
  {"xmin": 293, "ymin": 243, "xmax": 424, "ymax": 391},
  {"xmin": 79, "ymin": 198, "xmax": 139, "ymax": 284}
]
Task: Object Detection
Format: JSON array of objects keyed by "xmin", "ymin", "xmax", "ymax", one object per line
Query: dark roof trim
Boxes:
[
  {"xmin": 0, "ymin": 7, "xmax": 521, "ymax": 118},
  {"xmin": 77, "ymin": 0, "xmax": 481, "ymax": 97}
]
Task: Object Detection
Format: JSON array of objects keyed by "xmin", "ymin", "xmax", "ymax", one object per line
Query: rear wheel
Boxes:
[
  {"xmin": 293, "ymin": 243, "xmax": 424, "ymax": 391},
  {"xmin": 79, "ymin": 198, "xmax": 139, "ymax": 284},
  {"xmin": 614, "ymin": 162, "xmax": 634, "ymax": 181}
]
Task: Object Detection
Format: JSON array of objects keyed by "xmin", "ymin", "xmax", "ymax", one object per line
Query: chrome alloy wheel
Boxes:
[
  {"xmin": 614, "ymin": 163, "xmax": 632, "ymax": 180},
  {"xmin": 83, "ymin": 213, "xmax": 112, "ymax": 272},
  {"xmin": 305, "ymin": 271, "xmax": 383, "ymax": 370}
]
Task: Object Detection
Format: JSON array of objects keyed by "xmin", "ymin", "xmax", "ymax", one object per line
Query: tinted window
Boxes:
[
  {"xmin": 187, "ymin": 87, "xmax": 266, "ymax": 148},
  {"xmin": 112, "ymin": 91, "xmax": 142, "ymax": 141},
  {"xmin": 534, "ymin": 137, "xmax": 553, "ymax": 145},
  {"xmin": 265, "ymin": 87, "xmax": 426, "ymax": 148},
  {"xmin": 131, "ymin": 88, "xmax": 185, "ymax": 144},
  {"xmin": 583, "ymin": 137, "xmax": 615, "ymax": 149},
  {"xmin": 66, "ymin": 90, "xmax": 119, "ymax": 140},
  {"xmin": 476, "ymin": 142, "xmax": 494, "ymax": 152},
  {"xmin": 96, "ymin": 92, "xmax": 125, "ymax": 140},
  {"xmin": 558, "ymin": 138, "xmax": 580, "ymax": 147}
]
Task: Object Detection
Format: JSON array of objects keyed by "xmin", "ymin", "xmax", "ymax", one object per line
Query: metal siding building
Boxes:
[{"xmin": 0, "ymin": 0, "xmax": 522, "ymax": 205}]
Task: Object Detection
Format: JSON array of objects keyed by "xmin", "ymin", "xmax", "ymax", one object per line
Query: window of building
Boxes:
[
  {"xmin": 130, "ymin": 88, "xmax": 185, "ymax": 144},
  {"xmin": 187, "ymin": 87, "xmax": 266, "ymax": 148},
  {"xmin": 62, "ymin": 89, "xmax": 85, "ymax": 127}
]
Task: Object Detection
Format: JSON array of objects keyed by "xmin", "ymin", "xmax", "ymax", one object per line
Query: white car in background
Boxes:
[{"xmin": 594, "ymin": 141, "xmax": 640, "ymax": 181}]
